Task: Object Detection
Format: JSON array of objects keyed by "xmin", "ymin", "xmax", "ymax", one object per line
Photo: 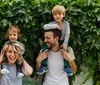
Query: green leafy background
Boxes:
[{"xmin": 0, "ymin": 0, "xmax": 100, "ymax": 85}]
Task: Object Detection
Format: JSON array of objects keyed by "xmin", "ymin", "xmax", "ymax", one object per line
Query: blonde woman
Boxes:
[{"xmin": 0, "ymin": 40, "xmax": 33, "ymax": 85}]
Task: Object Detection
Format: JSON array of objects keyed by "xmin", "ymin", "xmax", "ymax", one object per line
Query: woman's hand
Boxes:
[{"xmin": 2, "ymin": 45, "xmax": 8, "ymax": 52}]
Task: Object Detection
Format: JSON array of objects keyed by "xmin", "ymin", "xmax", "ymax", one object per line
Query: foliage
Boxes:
[{"xmin": 0, "ymin": 0, "xmax": 100, "ymax": 84}]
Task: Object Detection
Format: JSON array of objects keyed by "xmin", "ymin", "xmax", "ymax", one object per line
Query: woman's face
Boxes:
[{"xmin": 6, "ymin": 44, "xmax": 19, "ymax": 65}]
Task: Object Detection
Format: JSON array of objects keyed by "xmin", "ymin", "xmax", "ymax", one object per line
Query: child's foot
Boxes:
[
  {"xmin": 17, "ymin": 73, "xmax": 24, "ymax": 78},
  {"xmin": 37, "ymin": 66, "xmax": 48, "ymax": 75},
  {"xmin": 64, "ymin": 67, "xmax": 73, "ymax": 76},
  {"xmin": 1, "ymin": 68, "xmax": 9, "ymax": 75}
]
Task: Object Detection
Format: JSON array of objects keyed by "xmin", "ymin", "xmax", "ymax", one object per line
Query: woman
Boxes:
[{"xmin": 0, "ymin": 40, "xmax": 33, "ymax": 85}]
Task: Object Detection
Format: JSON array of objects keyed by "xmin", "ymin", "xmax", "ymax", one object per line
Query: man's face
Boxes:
[{"xmin": 44, "ymin": 31, "xmax": 57, "ymax": 49}]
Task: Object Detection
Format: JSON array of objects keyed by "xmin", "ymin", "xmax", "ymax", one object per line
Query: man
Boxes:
[{"xmin": 36, "ymin": 28, "xmax": 77, "ymax": 85}]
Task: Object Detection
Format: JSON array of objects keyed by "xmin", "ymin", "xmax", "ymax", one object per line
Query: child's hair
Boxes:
[
  {"xmin": 6, "ymin": 24, "xmax": 21, "ymax": 39},
  {"xmin": 52, "ymin": 5, "xmax": 66, "ymax": 16},
  {"xmin": 2, "ymin": 40, "xmax": 25, "ymax": 64}
]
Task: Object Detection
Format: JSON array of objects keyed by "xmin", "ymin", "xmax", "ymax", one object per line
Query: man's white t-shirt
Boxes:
[{"xmin": 43, "ymin": 50, "xmax": 69, "ymax": 85}]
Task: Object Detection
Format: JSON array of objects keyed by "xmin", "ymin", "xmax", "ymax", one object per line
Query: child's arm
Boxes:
[
  {"xmin": 60, "ymin": 44, "xmax": 68, "ymax": 51},
  {"xmin": 44, "ymin": 23, "xmax": 62, "ymax": 31},
  {"xmin": 62, "ymin": 21, "xmax": 70, "ymax": 47},
  {"xmin": 22, "ymin": 59, "xmax": 33, "ymax": 76},
  {"xmin": 44, "ymin": 23, "xmax": 57, "ymax": 30}
]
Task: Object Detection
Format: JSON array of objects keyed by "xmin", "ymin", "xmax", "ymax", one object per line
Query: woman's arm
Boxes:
[
  {"xmin": 0, "ymin": 54, "xmax": 3, "ymax": 64},
  {"xmin": 0, "ymin": 51, "xmax": 4, "ymax": 64},
  {"xmin": 22, "ymin": 59, "xmax": 33, "ymax": 76}
]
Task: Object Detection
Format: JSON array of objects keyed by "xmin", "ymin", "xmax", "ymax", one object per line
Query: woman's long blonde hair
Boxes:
[{"xmin": 2, "ymin": 40, "xmax": 25, "ymax": 64}]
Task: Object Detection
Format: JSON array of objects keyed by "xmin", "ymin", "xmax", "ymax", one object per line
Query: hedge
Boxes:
[{"xmin": 0, "ymin": 0, "xmax": 100, "ymax": 84}]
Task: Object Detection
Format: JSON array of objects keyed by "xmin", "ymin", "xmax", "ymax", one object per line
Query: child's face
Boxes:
[
  {"xmin": 53, "ymin": 13, "xmax": 65, "ymax": 23},
  {"xmin": 6, "ymin": 44, "xmax": 19, "ymax": 65},
  {"xmin": 8, "ymin": 28, "xmax": 18, "ymax": 41}
]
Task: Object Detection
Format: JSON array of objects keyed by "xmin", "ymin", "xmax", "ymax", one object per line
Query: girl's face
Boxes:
[
  {"xmin": 6, "ymin": 45, "xmax": 19, "ymax": 65},
  {"xmin": 8, "ymin": 28, "xmax": 18, "ymax": 40},
  {"xmin": 53, "ymin": 13, "xmax": 65, "ymax": 23}
]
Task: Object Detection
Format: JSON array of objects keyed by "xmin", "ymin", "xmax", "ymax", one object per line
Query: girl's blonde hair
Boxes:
[
  {"xmin": 6, "ymin": 25, "xmax": 21, "ymax": 39},
  {"xmin": 52, "ymin": 5, "xmax": 66, "ymax": 16},
  {"xmin": 2, "ymin": 40, "xmax": 25, "ymax": 64}
]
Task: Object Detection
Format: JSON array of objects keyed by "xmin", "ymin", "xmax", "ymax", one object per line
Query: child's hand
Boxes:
[
  {"xmin": 60, "ymin": 45, "xmax": 67, "ymax": 51},
  {"xmin": 56, "ymin": 24, "xmax": 62, "ymax": 30},
  {"xmin": 2, "ymin": 45, "xmax": 8, "ymax": 52}
]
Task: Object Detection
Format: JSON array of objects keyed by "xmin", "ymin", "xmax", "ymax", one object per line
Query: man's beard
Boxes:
[{"xmin": 46, "ymin": 42, "xmax": 52, "ymax": 49}]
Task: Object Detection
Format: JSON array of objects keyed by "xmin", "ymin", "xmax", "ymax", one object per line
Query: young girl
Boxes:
[
  {"xmin": 0, "ymin": 41, "xmax": 26, "ymax": 85},
  {"xmin": 38, "ymin": 5, "xmax": 75, "ymax": 76},
  {"xmin": 0, "ymin": 25, "xmax": 25, "ymax": 78}
]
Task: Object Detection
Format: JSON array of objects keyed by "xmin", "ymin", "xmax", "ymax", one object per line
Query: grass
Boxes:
[{"xmin": 22, "ymin": 76, "xmax": 42, "ymax": 85}]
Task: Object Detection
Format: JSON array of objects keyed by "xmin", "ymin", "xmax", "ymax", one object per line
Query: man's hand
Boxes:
[
  {"xmin": 37, "ymin": 50, "xmax": 49, "ymax": 63},
  {"xmin": 60, "ymin": 49, "xmax": 73, "ymax": 62},
  {"xmin": 36, "ymin": 50, "xmax": 49, "ymax": 70}
]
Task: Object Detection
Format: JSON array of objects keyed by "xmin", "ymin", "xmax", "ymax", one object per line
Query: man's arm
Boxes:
[
  {"xmin": 68, "ymin": 59, "xmax": 77, "ymax": 74},
  {"xmin": 36, "ymin": 57, "xmax": 42, "ymax": 70},
  {"xmin": 36, "ymin": 50, "xmax": 49, "ymax": 71},
  {"xmin": 61, "ymin": 49, "xmax": 77, "ymax": 74}
]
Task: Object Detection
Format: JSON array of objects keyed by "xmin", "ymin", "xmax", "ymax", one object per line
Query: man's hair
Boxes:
[
  {"xmin": 52, "ymin": 5, "xmax": 66, "ymax": 16},
  {"xmin": 44, "ymin": 29, "xmax": 61, "ymax": 40}
]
